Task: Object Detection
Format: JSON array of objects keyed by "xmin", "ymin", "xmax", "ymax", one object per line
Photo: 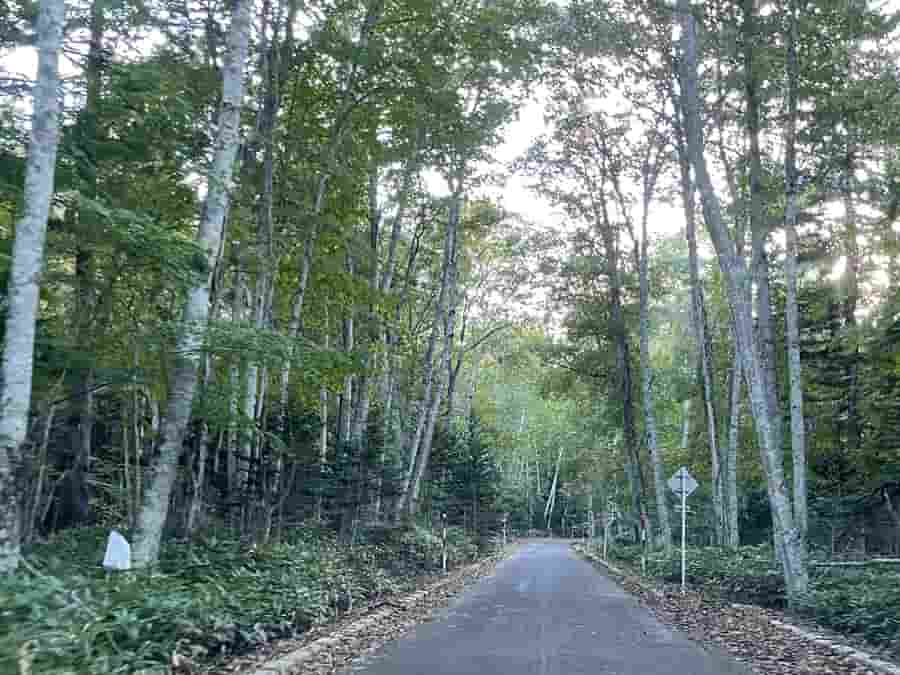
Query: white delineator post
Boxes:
[{"xmin": 603, "ymin": 522, "xmax": 608, "ymax": 562}]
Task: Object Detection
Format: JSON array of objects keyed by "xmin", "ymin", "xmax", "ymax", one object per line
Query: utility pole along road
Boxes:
[{"xmin": 339, "ymin": 541, "xmax": 753, "ymax": 675}]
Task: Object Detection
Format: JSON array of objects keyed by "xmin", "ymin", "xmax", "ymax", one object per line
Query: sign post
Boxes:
[
  {"xmin": 603, "ymin": 507, "xmax": 615, "ymax": 562},
  {"xmin": 441, "ymin": 512, "xmax": 448, "ymax": 573},
  {"xmin": 668, "ymin": 467, "xmax": 698, "ymax": 594}
]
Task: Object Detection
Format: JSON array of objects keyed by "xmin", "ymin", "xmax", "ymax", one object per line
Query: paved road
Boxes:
[{"xmin": 341, "ymin": 541, "xmax": 753, "ymax": 675}]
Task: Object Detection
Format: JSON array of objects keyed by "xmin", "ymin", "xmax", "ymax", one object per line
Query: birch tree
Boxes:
[
  {"xmin": 677, "ymin": 0, "xmax": 808, "ymax": 600},
  {"xmin": 132, "ymin": 0, "xmax": 252, "ymax": 566},
  {"xmin": 0, "ymin": 0, "xmax": 65, "ymax": 575},
  {"xmin": 635, "ymin": 135, "xmax": 672, "ymax": 551},
  {"xmin": 783, "ymin": 0, "xmax": 807, "ymax": 548}
]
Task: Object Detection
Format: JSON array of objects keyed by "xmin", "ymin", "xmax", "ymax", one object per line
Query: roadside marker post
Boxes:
[
  {"xmin": 441, "ymin": 512, "xmax": 448, "ymax": 574},
  {"xmin": 668, "ymin": 467, "xmax": 698, "ymax": 595},
  {"xmin": 603, "ymin": 507, "xmax": 615, "ymax": 562}
]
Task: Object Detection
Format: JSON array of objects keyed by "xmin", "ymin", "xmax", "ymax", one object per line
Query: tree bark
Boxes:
[
  {"xmin": 694, "ymin": 272, "xmax": 724, "ymax": 545},
  {"xmin": 842, "ymin": 147, "xmax": 862, "ymax": 456},
  {"xmin": 132, "ymin": 0, "xmax": 252, "ymax": 566},
  {"xmin": 394, "ymin": 252, "xmax": 450, "ymax": 518},
  {"xmin": 400, "ymin": 186, "xmax": 463, "ymax": 519},
  {"xmin": 670, "ymin": 82, "xmax": 724, "ymax": 545},
  {"xmin": 594, "ymin": 173, "xmax": 644, "ymax": 535},
  {"xmin": 680, "ymin": 400, "xmax": 691, "ymax": 450},
  {"xmin": 725, "ymin": 344, "xmax": 742, "ymax": 548},
  {"xmin": 337, "ymin": 256, "xmax": 355, "ymax": 450},
  {"xmin": 677, "ymin": 0, "xmax": 808, "ymax": 600},
  {"xmin": 637, "ymin": 153, "xmax": 672, "ymax": 552},
  {"xmin": 186, "ymin": 355, "xmax": 213, "ymax": 536},
  {"xmin": 545, "ymin": 445, "xmax": 564, "ymax": 531},
  {"xmin": 65, "ymin": 0, "xmax": 104, "ymax": 527},
  {"xmin": 0, "ymin": 0, "xmax": 65, "ymax": 575},
  {"xmin": 784, "ymin": 0, "xmax": 808, "ymax": 548},
  {"xmin": 228, "ymin": 245, "xmax": 248, "ymax": 496},
  {"xmin": 744, "ymin": 0, "xmax": 784, "ymax": 470}
]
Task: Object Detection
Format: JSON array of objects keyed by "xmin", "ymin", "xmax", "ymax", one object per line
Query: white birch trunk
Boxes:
[
  {"xmin": 680, "ymin": 400, "xmax": 691, "ymax": 450},
  {"xmin": 725, "ymin": 346, "xmax": 742, "ymax": 548},
  {"xmin": 394, "ymin": 270, "xmax": 450, "ymax": 517},
  {"xmin": 686, "ymin": 178, "xmax": 723, "ymax": 544},
  {"xmin": 407, "ymin": 193, "xmax": 462, "ymax": 517},
  {"xmin": 784, "ymin": 0, "xmax": 807, "ymax": 547},
  {"xmin": 132, "ymin": 0, "xmax": 251, "ymax": 566},
  {"xmin": 677, "ymin": 0, "xmax": 808, "ymax": 600},
  {"xmin": 637, "ymin": 182, "xmax": 672, "ymax": 551},
  {"xmin": 743, "ymin": 0, "xmax": 784, "ymax": 469},
  {"xmin": 671, "ymin": 81, "xmax": 725, "ymax": 545},
  {"xmin": 0, "ymin": 0, "xmax": 65, "ymax": 575},
  {"xmin": 544, "ymin": 445, "xmax": 564, "ymax": 531}
]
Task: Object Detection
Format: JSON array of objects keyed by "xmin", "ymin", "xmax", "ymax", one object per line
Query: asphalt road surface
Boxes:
[{"xmin": 340, "ymin": 540, "xmax": 753, "ymax": 675}]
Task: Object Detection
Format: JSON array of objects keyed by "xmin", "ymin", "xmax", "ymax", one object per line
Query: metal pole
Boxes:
[
  {"xmin": 603, "ymin": 520, "xmax": 608, "ymax": 561},
  {"xmin": 681, "ymin": 471, "xmax": 687, "ymax": 594},
  {"xmin": 441, "ymin": 513, "xmax": 448, "ymax": 574}
]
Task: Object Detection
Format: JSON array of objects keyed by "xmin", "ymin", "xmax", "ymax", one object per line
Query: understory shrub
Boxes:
[
  {"xmin": 812, "ymin": 571, "xmax": 900, "ymax": 652},
  {"xmin": 0, "ymin": 523, "xmax": 484, "ymax": 674},
  {"xmin": 591, "ymin": 542, "xmax": 900, "ymax": 654}
]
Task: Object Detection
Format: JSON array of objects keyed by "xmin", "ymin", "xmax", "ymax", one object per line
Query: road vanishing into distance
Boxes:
[{"xmin": 340, "ymin": 541, "xmax": 753, "ymax": 675}]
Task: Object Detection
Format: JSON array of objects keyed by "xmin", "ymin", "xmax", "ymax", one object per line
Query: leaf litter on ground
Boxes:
[
  {"xmin": 576, "ymin": 545, "xmax": 900, "ymax": 675},
  {"xmin": 211, "ymin": 548, "xmax": 511, "ymax": 675}
]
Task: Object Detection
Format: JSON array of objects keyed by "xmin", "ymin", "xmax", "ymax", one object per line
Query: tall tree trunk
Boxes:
[
  {"xmin": 344, "ymin": 166, "xmax": 383, "ymax": 533},
  {"xmin": 406, "ymin": 189, "xmax": 463, "ymax": 517},
  {"xmin": 680, "ymin": 400, "xmax": 691, "ymax": 450},
  {"xmin": 784, "ymin": 0, "xmax": 807, "ymax": 548},
  {"xmin": 725, "ymin": 345, "xmax": 742, "ymax": 548},
  {"xmin": 316, "ymin": 376, "xmax": 328, "ymax": 521},
  {"xmin": 744, "ymin": 0, "xmax": 784, "ymax": 471},
  {"xmin": 187, "ymin": 275, "xmax": 224, "ymax": 536},
  {"xmin": 132, "ymin": 0, "xmax": 251, "ymax": 566},
  {"xmin": 0, "ymin": 0, "xmax": 65, "ymax": 575},
  {"xmin": 186, "ymin": 355, "xmax": 213, "ymax": 536},
  {"xmin": 337, "ymin": 254, "xmax": 357, "ymax": 541},
  {"xmin": 596, "ymin": 188, "xmax": 644, "ymax": 535},
  {"xmin": 637, "ymin": 161, "xmax": 672, "ymax": 551},
  {"xmin": 842, "ymin": 147, "xmax": 862, "ymax": 456},
  {"xmin": 677, "ymin": 0, "xmax": 808, "ymax": 601},
  {"xmin": 65, "ymin": 0, "xmax": 103, "ymax": 527},
  {"xmin": 668, "ymin": 67, "xmax": 726, "ymax": 544},
  {"xmin": 544, "ymin": 445, "xmax": 564, "ymax": 531},
  {"xmin": 277, "ymin": 175, "xmax": 329, "ymax": 443},
  {"xmin": 228, "ymin": 246, "xmax": 248, "ymax": 496},
  {"xmin": 337, "ymin": 259, "xmax": 355, "ymax": 451},
  {"xmin": 275, "ymin": 0, "xmax": 381, "ymax": 450},
  {"xmin": 394, "ymin": 246, "xmax": 450, "ymax": 518}
]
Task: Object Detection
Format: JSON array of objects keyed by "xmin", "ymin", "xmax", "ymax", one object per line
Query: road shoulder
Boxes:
[{"xmin": 574, "ymin": 543, "xmax": 899, "ymax": 675}]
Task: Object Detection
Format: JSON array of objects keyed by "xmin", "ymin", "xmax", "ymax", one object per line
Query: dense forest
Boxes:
[{"xmin": 2, "ymin": 0, "xmax": 900, "ymax": 668}]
